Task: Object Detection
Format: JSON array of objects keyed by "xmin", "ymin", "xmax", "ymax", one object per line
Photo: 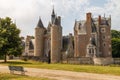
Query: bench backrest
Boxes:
[{"xmin": 8, "ymin": 66, "xmax": 24, "ymax": 71}]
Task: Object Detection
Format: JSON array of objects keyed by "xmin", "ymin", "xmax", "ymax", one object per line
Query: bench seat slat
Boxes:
[{"xmin": 8, "ymin": 66, "xmax": 26, "ymax": 75}]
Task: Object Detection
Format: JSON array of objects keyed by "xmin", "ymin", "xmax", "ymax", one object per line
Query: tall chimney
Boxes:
[
  {"xmin": 86, "ymin": 12, "xmax": 92, "ymax": 23},
  {"xmin": 98, "ymin": 15, "xmax": 101, "ymax": 25}
]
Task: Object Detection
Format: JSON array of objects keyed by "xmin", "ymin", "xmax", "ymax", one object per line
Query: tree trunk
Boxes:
[{"xmin": 4, "ymin": 53, "xmax": 7, "ymax": 63}]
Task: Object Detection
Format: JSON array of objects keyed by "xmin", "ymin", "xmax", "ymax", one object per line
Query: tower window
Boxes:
[
  {"xmin": 103, "ymin": 36, "xmax": 105, "ymax": 39},
  {"xmin": 101, "ymin": 28, "xmax": 106, "ymax": 33},
  {"xmin": 103, "ymin": 43, "xmax": 106, "ymax": 47}
]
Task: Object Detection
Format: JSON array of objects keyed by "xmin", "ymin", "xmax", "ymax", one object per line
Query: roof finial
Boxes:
[
  {"xmin": 52, "ymin": 5, "xmax": 55, "ymax": 15},
  {"xmin": 52, "ymin": 2, "xmax": 54, "ymax": 10},
  {"xmin": 52, "ymin": 6, "xmax": 55, "ymax": 15},
  {"xmin": 51, "ymin": 0, "xmax": 55, "ymax": 15}
]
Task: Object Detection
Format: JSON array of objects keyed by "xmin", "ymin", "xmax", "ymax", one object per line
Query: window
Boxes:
[
  {"xmin": 103, "ymin": 36, "xmax": 105, "ymax": 39},
  {"xmin": 103, "ymin": 43, "xmax": 106, "ymax": 47},
  {"xmin": 101, "ymin": 28, "xmax": 106, "ymax": 33},
  {"xmin": 88, "ymin": 48, "xmax": 94, "ymax": 54},
  {"xmin": 89, "ymin": 49, "xmax": 91, "ymax": 54},
  {"xmin": 92, "ymin": 49, "xmax": 94, "ymax": 53}
]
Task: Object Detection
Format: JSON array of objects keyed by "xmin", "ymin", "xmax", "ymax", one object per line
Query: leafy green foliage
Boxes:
[
  {"xmin": 111, "ymin": 30, "xmax": 120, "ymax": 38},
  {"xmin": 0, "ymin": 17, "xmax": 23, "ymax": 62},
  {"xmin": 112, "ymin": 38, "xmax": 120, "ymax": 57},
  {"xmin": 111, "ymin": 30, "xmax": 120, "ymax": 58},
  {"xmin": 0, "ymin": 55, "xmax": 4, "ymax": 60}
]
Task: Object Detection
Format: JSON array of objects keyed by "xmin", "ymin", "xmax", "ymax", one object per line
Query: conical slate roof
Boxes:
[
  {"xmin": 52, "ymin": 8, "xmax": 55, "ymax": 16},
  {"xmin": 37, "ymin": 17, "xmax": 44, "ymax": 28}
]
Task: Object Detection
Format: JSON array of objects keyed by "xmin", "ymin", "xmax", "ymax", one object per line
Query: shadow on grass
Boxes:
[
  {"xmin": 0, "ymin": 61, "xmax": 32, "ymax": 65},
  {"xmin": 0, "ymin": 73, "xmax": 29, "ymax": 80},
  {"xmin": 9, "ymin": 73, "xmax": 28, "ymax": 76}
]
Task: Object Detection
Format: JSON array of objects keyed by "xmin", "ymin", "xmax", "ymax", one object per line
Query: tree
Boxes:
[
  {"xmin": 0, "ymin": 17, "xmax": 23, "ymax": 62},
  {"xmin": 112, "ymin": 38, "xmax": 120, "ymax": 58},
  {"xmin": 111, "ymin": 30, "xmax": 120, "ymax": 38},
  {"xmin": 111, "ymin": 30, "xmax": 120, "ymax": 58}
]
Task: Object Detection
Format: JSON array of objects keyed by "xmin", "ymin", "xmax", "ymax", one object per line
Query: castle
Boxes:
[
  {"xmin": 23, "ymin": 9, "xmax": 113, "ymax": 64},
  {"xmin": 74, "ymin": 13, "xmax": 112, "ymax": 58}
]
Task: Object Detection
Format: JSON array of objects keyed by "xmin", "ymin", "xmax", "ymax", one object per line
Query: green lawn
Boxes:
[
  {"xmin": 0, "ymin": 60, "xmax": 120, "ymax": 76},
  {"xmin": 0, "ymin": 72, "xmax": 51, "ymax": 80}
]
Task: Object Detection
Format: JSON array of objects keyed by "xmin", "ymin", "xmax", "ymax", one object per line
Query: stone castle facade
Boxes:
[
  {"xmin": 23, "ymin": 9, "xmax": 74, "ymax": 63},
  {"xmin": 74, "ymin": 13, "xmax": 112, "ymax": 58},
  {"xmin": 35, "ymin": 8, "xmax": 62, "ymax": 63},
  {"xmin": 22, "ymin": 9, "xmax": 113, "ymax": 64}
]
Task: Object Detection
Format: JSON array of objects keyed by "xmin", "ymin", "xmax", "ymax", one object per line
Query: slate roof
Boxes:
[{"xmin": 37, "ymin": 18, "xmax": 44, "ymax": 28}]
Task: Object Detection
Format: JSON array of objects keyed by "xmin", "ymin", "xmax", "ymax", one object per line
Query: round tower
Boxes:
[
  {"xmin": 34, "ymin": 18, "xmax": 46, "ymax": 57},
  {"xmin": 51, "ymin": 24, "xmax": 62, "ymax": 63}
]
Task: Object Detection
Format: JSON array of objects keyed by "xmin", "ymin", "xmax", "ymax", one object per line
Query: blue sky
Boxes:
[
  {"xmin": 90, "ymin": 0, "xmax": 108, "ymax": 7},
  {"xmin": 0, "ymin": 0, "xmax": 120, "ymax": 37}
]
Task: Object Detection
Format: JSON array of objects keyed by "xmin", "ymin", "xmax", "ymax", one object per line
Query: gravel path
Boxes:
[{"xmin": 0, "ymin": 65, "xmax": 120, "ymax": 80}]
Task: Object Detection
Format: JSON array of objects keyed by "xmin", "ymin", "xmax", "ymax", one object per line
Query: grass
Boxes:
[
  {"xmin": 0, "ymin": 72, "xmax": 51, "ymax": 80},
  {"xmin": 0, "ymin": 60, "xmax": 120, "ymax": 76}
]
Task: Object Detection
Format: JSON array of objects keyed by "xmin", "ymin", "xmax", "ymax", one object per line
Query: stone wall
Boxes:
[
  {"xmin": 93, "ymin": 57, "xmax": 113, "ymax": 65},
  {"xmin": 21, "ymin": 56, "xmax": 120, "ymax": 65},
  {"xmin": 21, "ymin": 56, "xmax": 48, "ymax": 62},
  {"xmin": 113, "ymin": 58, "xmax": 120, "ymax": 64},
  {"xmin": 62, "ymin": 57, "xmax": 94, "ymax": 64},
  {"xmin": 62, "ymin": 57, "xmax": 120, "ymax": 65}
]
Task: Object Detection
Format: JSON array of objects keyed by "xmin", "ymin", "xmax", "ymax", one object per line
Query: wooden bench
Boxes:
[{"xmin": 8, "ymin": 66, "xmax": 27, "ymax": 75}]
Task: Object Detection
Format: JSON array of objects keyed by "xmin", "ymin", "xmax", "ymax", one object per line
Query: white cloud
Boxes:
[
  {"xmin": 105, "ymin": 0, "xmax": 120, "ymax": 30},
  {"xmin": 83, "ymin": 0, "xmax": 120, "ymax": 30},
  {"xmin": 0, "ymin": 0, "xmax": 52, "ymax": 36},
  {"xmin": 53, "ymin": 0, "xmax": 89, "ymax": 35},
  {"xmin": 0, "ymin": 0, "xmax": 120, "ymax": 37}
]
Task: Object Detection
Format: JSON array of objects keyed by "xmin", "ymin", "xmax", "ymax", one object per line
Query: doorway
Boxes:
[{"xmin": 48, "ymin": 51, "xmax": 51, "ymax": 64}]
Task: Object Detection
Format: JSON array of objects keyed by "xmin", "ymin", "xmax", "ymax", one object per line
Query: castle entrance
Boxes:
[{"xmin": 48, "ymin": 51, "xmax": 51, "ymax": 64}]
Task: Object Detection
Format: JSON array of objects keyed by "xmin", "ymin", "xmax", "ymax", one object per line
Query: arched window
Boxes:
[
  {"xmin": 92, "ymin": 48, "xmax": 94, "ymax": 53},
  {"xmin": 87, "ymin": 44, "xmax": 96, "ymax": 57},
  {"xmin": 89, "ymin": 49, "xmax": 91, "ymax": 54},
  {"xmin": 88, "ymin": 48, "xmax": 94, "ymax": 54},
  {"xmin": 103, "ymin": 43, "xmax": 106, "ymax": 47}
]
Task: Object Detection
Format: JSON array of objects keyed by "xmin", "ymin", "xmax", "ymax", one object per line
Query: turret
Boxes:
[
  {"xmin": 34, "ymin": 18, "xmax": 46, "ymax": 57},
  {"xmin": 51, "ymin": 8, "xmax": 56, "ymax": 24},
  {"xmin": 51, "ymin": 10, "xmax": 62, "ymax": 63}
]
